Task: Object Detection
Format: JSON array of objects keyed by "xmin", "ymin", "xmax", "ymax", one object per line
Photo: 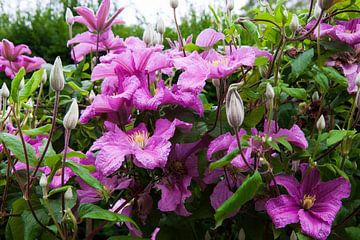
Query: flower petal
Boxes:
[
  {"xmin": 265, "ymin": 195, "xmax": 300, "ymax": 228},
  {"xmin": 298, "ymin": 209, "xmax": 331, "ymax": 240}
]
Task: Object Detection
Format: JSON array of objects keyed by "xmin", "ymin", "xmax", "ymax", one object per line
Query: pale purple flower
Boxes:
[
  {"xmin": 265, "ymin": 164, "xmax": 351, "ymax": 240},
  {"xmin": 90, "ymin": 119, "xmax": 192, "ymax": 175},
  {"xmin": 327, "ymin": 61, "xmax": 360, "ymax": 93},
  {"xmin": 195, "ymin": 28, "xmax": 225, "ymax": 48}
]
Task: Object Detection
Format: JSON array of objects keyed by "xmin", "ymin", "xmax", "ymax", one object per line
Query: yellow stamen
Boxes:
[
  {"xmin": 128, "ymin": 131, "xmax": 149, "ymax": 149},
  {"xmin": 302, "ymin": 194, "xmax": 316, "ymax": 210}
]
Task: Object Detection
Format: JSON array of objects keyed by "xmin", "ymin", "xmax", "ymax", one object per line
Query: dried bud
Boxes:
[
  {"xmin": 290, "ymin": 14, "xmax": 300, "ymax": 33},
  {"xmin": 265, "ymin": 83, "xmax": 275, "ymax": 100},
  {"xmin": 50, "ymin": 56, "xmax": 65, "ymax": 91},
  {"xmin": 226, "ymin": 86, "xmax": 245, "ymax": 128},
  {"xmin": 238, "ymin": 228, "xmax": 245, "ymax": 240},
  {"xmin": 63, "ymin": 98, "xmax": 79, "ymax": 130},
  {"xmin": 64, "ymin": 187, "xmax": 73, "ymax": 200},
  {"xmin": 312, "ymin": 91, "xmax": 320, "ymax": 102},
  {"xmin": 39, "ymin": 173, "xmax": 48, "ymax": 187},
  {"xmin": 41, "ymin": 69, "xmax": 47, "ymax": 84},
  {"xmin": 314, "ymin": 4, "xmax": 322, "ymax": 19},
  {"xmin": 316, "ymin": 115, "xmax": 325, "ymax": 131},
  {"xmin": 170, "ymin": 0, "xmax": 179, "ymax": 9},
  {"xmin": 227, "ymin": 0, "xmax": 234, "ymax": 12},
  {"xmin": 356, "ymin": 72, "xmax": 360, "ymax": 89},
  {"xmin": 1, "ymin": 83, "xmax": 9, "ymax": 98},
  {"xmin": 143, "ymin": 25, "xmax": 154, "ymax": 46},
  {"xmin": 156, "ymin": 17, "xmax": 165, "ymax": 35},
  {"xmin": 19, "ymin": 78, "xmax": 25, "ymax": 91},
  {"xmin": 65, "ymin": 8, "xmax": 74, "ymax": 25}
]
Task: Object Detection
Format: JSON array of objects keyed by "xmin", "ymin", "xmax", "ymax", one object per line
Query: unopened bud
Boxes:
[
  {"xmin": 265, "ymin": 83, "xmax": 275, "ymax": 100},
  {"xmin": 143, "ymin": 25, "xmax": 154, "ymax": 46},
  {"xmin": 312, "ymin": 91, "xmax": 320, "ymax": 102},
  {"xmin": 64, "ymin": 187, "xmax": 73, "ymax": 200},
  {"xmin": 156, "ymin": 17, "xmax": 165, "ymax": 35},
  {"xmin": 41, "ymin": 69, "xmax": 47, "ymax": 84},
  {"xmin": 259, "ymin": 65, "xmax": 268, "ymax": 79},
  {"xmin": 50, "ymin": 56, "xmax": 65, "ymax": 91},
  {"xmin": 356, "ymin": 72, "xmax": 360, "ymax": 89},
  {"xmin": 19, "ymin": 78, "xmax": 25, "ymax": 91},
  {"xmin": 153, "ymin": 32, "xmax": 162, "ymax": 45},
  {"xmin": 91, "ymin": 56, "xmax": 97, "ymax": 70},
  {"xmin": 238, "ymin": 228, "xmax": 245, "ymax": 240},
  {"xmin": 319, "ymin": 0, "xmax": 335, "ymax": 11},
  {"xmin": 316, "ymin": 115, "xmax": 325, "ymax": 131},
  {"xmin": 291, "ymin": 160, "xmax": 300, "ymax": 172},
  {"xmin": 314, "ymin": 4, "xmax": 322, "ymax": 19},
  {"xmin": 1, "ymin": 83, "xmax": 9, "ymax": 98},
  {"xmin": 39, "ymin": 173, "xmax": 48, "ymax": 187},
  {"xmin": 227, "ymin": 0, "xmax": 234, "ymax": 12},
  {"xmin": 170, "ymin": 0, "xmax": 179, "ymax": 9},
  {"xmin": 63, "ymin": 98, "xmax": 79, "ymax": 130},
  {"xmin": 89, "ymin": 90, "xmax": 96, "ymax": 102},
  {"xmin": 226, "ymin": 85, "xmax": 245, "ymax": 128},
  {"xmin": 290, "ymin": 14, "xmax": 300, "ymax": 33},
  {"xmin": 283, "ymin": 8, "xmax": 289, "ymax": 20},
  {"xmin": 290, "ymin": 231, "xmax": 297, "ymax": 240},
  {"xmin": 66, "ymin": 8, "xmax": 74, "ymax": 25}
]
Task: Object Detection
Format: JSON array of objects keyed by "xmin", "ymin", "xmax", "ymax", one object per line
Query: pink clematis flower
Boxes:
[
  {"xmin": 195, "ymin": 28, "xmax": 225, "ymax": 48},
  {"xmin": 265, "ymin": 164, "xmax": 351, "ymax": 240},
  {"xmin": 156, "ymin": 142, "xmax": 199, "ymax": 216},
  {"xmin": 72, "ymin": 0, "xmax": 124, "ymax": 34},
  {"xmin": 90, "ymin": 119, "xmax": 192, "ymax": 175}
]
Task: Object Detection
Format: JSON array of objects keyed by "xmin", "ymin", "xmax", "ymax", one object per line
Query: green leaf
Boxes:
[
  {"xmin": 282, "ymin": 87, "xmax": 307, "ymax": 100},
  {"xmin": 314, "ymin": 71, "xmax": 329, "ymax": 93},
  {"xmin": 327, "ymin": 130, "xmax": 348, "ymax": 146},
  {"xmin": 78, "ymin": 203, "xmax": 139, "ymax": 228},
  {"xmin": 47, "ymin": 186, "xmax": 72, "ymax": 197},
  {"xmin": 296, "ymin": 232, "xmax": 313, "ymax": 240},
  {"xmin": 209, "ymin": 148, "xmax": 240, "ymax": 170},
  {"xmin": 22, "ymin": 209, "xmax": 50, "ymax": 240},
  {"xmin": 108, "ymin": 237, "xmax": 149, "ymax": 240},
  {"xmin": 322, "ymin": 67, "xmax": 348, "ymax": 87},
  {"xmin": 0, "ymin": 132, "xmax": 37, "ymax": 166},
  {"xmin": 276, "ymin": 136, "xmax": 293, "ymax": 152},
  {"xmin": 19, "ymin": 69, "xmax": 44, "ymax": 102},
  {"xmin": 214, "ymin": 171, "xmax": 262, "ymax": 228},
  {"xmin": 244, "ymin": 105, "xmax": 265, "ymax": 128},
  {"xmin": 67, "ymin": 81, "xmax": 89, "ymax": 96},
  {"xmin": 345, "ymin": 226, "xmax": 360, "ymax": 240},
  {"xmin": 65, "ymin": 160, "xmax": 103, "ymax": 191},
  {"xmin": 290, "ymin": 49, "xmax": 314, "ymax": 79},
  {"xmin": 184, "ymin": 43, "xmax": 201, "ymax": 52},
  {"xmin": 322, "ymin": 163, "xmax": 349, "ymax": 180},
  {"xmin": 10, "ymin": 67, "xmax": 26, "ymax": 102},
  {"xmin": 267, "ymin": 140, "xmax": 281, "ymax": 152},
  {"xmin": 23, "ymin": 124, "xmax": 51, "ymax": 137}
]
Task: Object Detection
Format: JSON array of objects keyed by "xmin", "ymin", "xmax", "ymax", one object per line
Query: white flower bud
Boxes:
[
  {"xmin": 143, "ymin": 25, "xmax": 154, "ymax": 46},
  {"xmin": 170, "ymin": 0, "xmax": 179, "ymax": 9},
  {"xmin": 227, "ymin": 0, "xmax": 234, "ymax": 12},
  {"xmin": 64, "ymin": 187, "xmax": 73, "ymax": 200},
  {"xmin": 314, "ymin": 4, "xmax": 321, "ymax": 19},
  {"xmin": 1, "ymin": 83, "xmax": 9, "ymax": 98},
  {"xmin": 66, "ymin": 8, "xmax": 74, "ymax": 25},
  {"xmin": 265, "ymin": 83, "xmax": 275, "ymax": 100},
  {"xmin": 238, "ymin": 228, "xmax": 245, "ymax": 240},
  {"xmin": 89, "ymin": 90, "xmax": 96, "ymax": 102},
  {"xmin": 226, "ymin": 86, "xmax": 245, "ymax": 128},
  {"xmin": 290, "ymin": 231, "xmax": 297, "ymax": 240},
  {"xmin": 50, "ymin": 56, "xmax": 65, "ymax": 91},
  {"xmin": 156, "ymin": 17, "xmax": 165, "ymax": 35},
  {"xmin": 63, "ymin": 98, "xmax": 79, "ymax": 130},
  {"xmin": 355, "ymin": 72, "xmax": 360, "ymax": 89},
  {"xmin": 312, "ymin": 91, "xmax": 320, "ymax": 102},
  {"xmin": 19, "ymin": 78, "xmax": 25, "ymax": 91},
  {"xmin": 283, "ymin": 8, "xmax": 289, "ymax": 19},
  {"xmin": 91, "ymin": 56, "xmax": 97, "ymax": 70},
  {"xmin": 41, "ymin": 69, "xmax": 47, "ymax": 84},
  {"xmin": 316, "ymin": 115, "xmax": 325, "ymax": 131},
  {"xmin": 290, "ymin": 14, "xmax": 300, "ymax": 33},
  {"xmin": 39, "ymin": 173, "xmax": 48, "ymax": 187}
]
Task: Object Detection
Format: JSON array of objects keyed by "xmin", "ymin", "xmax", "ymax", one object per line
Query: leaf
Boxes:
[
  {"xmin": 345, "ymin": 226, "xmax": 360, "ymax": 240},
  {"xmin": 314, "ymin": 71, "xmax": 329, "ymax": 93},
  {"xmin": 78, "ymin": 203, "xmax": 139, "ymax": 228},
  {"xmin": 23, "ymin": 124, "xmax": 51, "ymax": 137},
  {"xmin": 48, "ymin": 185, "xmax": 72, "ymax": 197},
  {"xmin": 290, "ymin": 49, "xmax": 314, "ymax": 79},
  {"xmin": 67, "ymin": 81, "xmax": 89, "ymax": 96},
  {"xmin": 108, "ymin": 237, "xmax": 149, "ymax": 240},
  {"xmin": 322, "ymin": 163, "xmax": 349, "ymax": 180},
  {"xmin": 10, "ymin": 67, "xmax": 26, "ymax": 102},
  {"xmin": 22, "ymin": 209, "xmax": 50, "ymax": 240},
  {"xmin": 322, "ymin": 67, "xmax": 347, "ymax": 87},
  {"xmin": 19, "ymin": 69, "xmax": 43, "ymax": 102},
  {"xmin": 209, "ymin": 148, "xmax": 240, "ymax": 170},
  {"xmin": 65, "ymin": 160, "xmax": 104, "ymax": 191},
  {"xmin": 184, "ymin": 43, "xmax": 201, "ymax": 52},
  {"xmin": 214, "ymin": 171, "xmax": 262, "ymax": 228},
  {"xmin": 282, "ymin": 87, "xmax": 307, "ymax": 100},
  {"xmin": 244, "ymin": 105, "xmax": 265, "ymax": 128},
  {"xmin": 0, "ymin": 132, "xmax": 37, "ymax": 166},
  {"xmin": 276, "ymin": 136, "xmax": 293, "ymax": 152},
  {"xmin": 327, "ymin": 130, "xmax": 348, "ymax": 146},
  {"xmin": 267, "ymin": 140, "xmax": 281, "ymax": 152}
]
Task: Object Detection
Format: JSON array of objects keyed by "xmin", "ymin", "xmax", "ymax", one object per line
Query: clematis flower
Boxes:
[
  {"xmin": 72, "ymin": 0, "xmax": 124, "ymax": 33},
  {"xmin": 90, "ymin": 118, "xmax": 192, "ymax": 175},
  {"xmin": 156, "ymin": 142, "xmax": 199, "ymax": 216},
  {"xmin": 0, "ymin": 39, "xmax": 31, "ymax": 61},
  {"xmin": 327, "ymin": 60, "xmax": 360, "ymax": 93},
  {"xmin": 195, "ymin": 28, "xmax": 225, "ymax": 48},
  {"xmin": 265, "ymin": 164, "xmax": 351, "ymax": 240}
]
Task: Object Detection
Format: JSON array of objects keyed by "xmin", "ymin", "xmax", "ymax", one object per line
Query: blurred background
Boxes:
[{"xmin": 0, "ymin": 0, "xmax": 305, "ymax": 64}]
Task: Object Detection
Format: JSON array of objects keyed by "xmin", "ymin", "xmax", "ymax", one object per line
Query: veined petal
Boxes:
[
  {"xmin": 274, "ymin": 175, "xmax": 301, "ymax": 200},
  {"xmin": 96, "ymin": 0, "xmax": 110, "ymax": 31},
  {"xmin": 195, "ymin": 28, "xmax": 225, "ymax": 48},
  {"xmin": 265, "ymin": 195, "xmax": 300, "ymax": 228},
  {"xmin": 298, "ymin": 209, "xmax": 331, "ymax": 240}
]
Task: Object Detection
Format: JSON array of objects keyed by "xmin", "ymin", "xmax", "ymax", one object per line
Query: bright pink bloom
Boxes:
[{"xmin": 195, "ymin": 28, "xmax": 225, "ymax": 48}]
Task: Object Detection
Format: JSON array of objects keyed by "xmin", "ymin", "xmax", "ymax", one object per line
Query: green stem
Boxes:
[{"xmin": 311, "ymin": 130, "xmax": 322, "ymax": 164}]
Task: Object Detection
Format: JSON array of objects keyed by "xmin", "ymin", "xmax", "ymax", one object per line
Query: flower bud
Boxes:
[
  {"xmin": 64, "ymin": 187, "xmax": 73, "ymax": 200},
  {"xmin": 259, "ymin": 65, "xmax": 268, "ymax": 79},
  {"xmin": 26, "ymin": 99, "xmax": 34, "ymax": 108},
  {"xmin": 41, "ymin": 69, "xmax": 47, "ymax": 84},
  {"xmin": 50, "ymin": 56, "xmax": 65, "ymax": 91},
  {"xmin": 143, "ymin": 25, "xmax": 154, "ymax": 46},
  {"xmin": 19, "ymin": 78, "xmax": 25, "ymax": 91},
  {"xmin": 226, "ymin": 86, "xmax": 245, "ymax": 128},
  {"xmin": 238, "ymin": 228, "xmax": 245, "ymax": 240},
  {"xmin": 63, "ymin": 98, "xmax": 79, "ymax": 130},
  {"xmin": 265, "ymin": 83, "xmax": 275, "ymax": 100},
  {"xmin": 291, "ymin": 160, "xmax": 300, "ymax": 172},
  {"xmin": 316, "ymin": 115, "xmax": 325, "ymax": 131},
  {"xmin": 227, "ymin": 0, "xmax": 234, "ymax": 12},
  {"xmin": 355, "ymin": 72, "xmax": 360, "ymax": 89},
  {"xmin": 91, "ymin": 56, "xmax": 97, "ymax": 70},
  {"xmin": 290, "ymin": 14, "xmax": 300, "ymax": 33},
  {"xmin": 170, "ymin": 0, "xmax": 179, "ymax": 9},
  {"xmin": 153, "ymin": 32, "xmax": 162, "ymax": 45},
  {"xmin": 39, "ymin": 173, "xmax": 48, "ymax": 187},
  {"xmin": 156, "ymin": 17, "xmax": 165, "ymax": 35},
  {"xmin": 89, "ymin": 90, "xmax": 96, "ymax": 102},
  {"xmin": 1, "ymin": 83, "xmax": 9, "ymax": 98},
  {"xmin": 66, "ymin": 8, "xmax": 74, "ymax": 25},
  {"xmin": 319, "ymin": 0, "xmax": 336, "ymax": 11},
  {"xmin": 314, "ymin": 4, "xmax": 322, "ymax": 19},
  {"xmin": 312, "ymin": 91, "xmax": 320, "ymax": 102},
  {"xmin": 290, "ymin": 231, "xmax": 297, "ymax": 240}
]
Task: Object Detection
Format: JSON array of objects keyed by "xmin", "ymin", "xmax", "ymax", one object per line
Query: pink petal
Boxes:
[{"xmin": 265, "ymin": 195, "xmax": 300, "ymax": 228}]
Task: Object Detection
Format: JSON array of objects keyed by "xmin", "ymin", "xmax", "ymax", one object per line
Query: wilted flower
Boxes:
[
  {"xmin": 50, "ymin": 56, "xmax": 65, "ymax": 91},
  {"xmin": 63, "ymin": 98, "xmax": 79, "ymax": 130}
]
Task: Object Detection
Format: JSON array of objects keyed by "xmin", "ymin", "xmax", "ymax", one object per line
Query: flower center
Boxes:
[
  {"xmin": 210, "ymin": 58, "xmax": 229, "ymax": 67},
  {"xmin": 302, "ymin": 194, "xmax": 316, "ymax": 210},
  {"xmin": 169, "ymin": 161, "xmax": 187, "ymax": 177},
  {"xmin": 128, "ymin": 131, "xmax": 149, "ymax": 149}
]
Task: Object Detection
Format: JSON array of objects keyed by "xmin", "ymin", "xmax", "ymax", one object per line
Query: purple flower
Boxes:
[
  {"xmin": 156, "ymin": 142, "xmax": 199, "ymax": 216},
  {"xmin": 265, "ymin": 164, "xmax": 351, "ymax": 240},
  {"xmin": 90, "ymin": 119, "xmax": 192, "ymax": 175},
  {"xmin": 72, "ymin": 0, "xmax": 124, "ymax": 33},
  {"xmin": 195, "ymin": 28, "xmax": 225, "ymax": 48},
  {"xmin": 328, "ymin": 61, "xmax": 360, "ymax": 93}
]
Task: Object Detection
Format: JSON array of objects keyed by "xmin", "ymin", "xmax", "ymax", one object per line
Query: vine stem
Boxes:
[
  {"xmin": 173, "ymin": 8, "xmax": 186, "ymax": 57},
  {"xmin": 234, "ymin": 127, "xmax": 253, "ymax": 172},
  {"xmin": 33, "ymin": 82, "xmax": 43, "ymax": 127},
  {"xmin": 61, "ymin": 129, "xmax": 71, "ymax": 216}
]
